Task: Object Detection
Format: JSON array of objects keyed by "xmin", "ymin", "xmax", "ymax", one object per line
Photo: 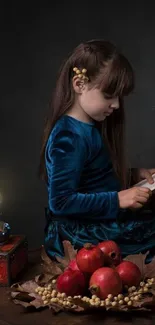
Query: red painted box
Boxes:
[{"xmin": 0, "ymin": 235, "xmax": 28, "ymax": 286}]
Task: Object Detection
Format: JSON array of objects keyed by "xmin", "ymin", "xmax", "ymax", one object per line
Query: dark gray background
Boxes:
[{"xmin": 0, "ymin": 1, "xmax": 155, "ymax": 248}]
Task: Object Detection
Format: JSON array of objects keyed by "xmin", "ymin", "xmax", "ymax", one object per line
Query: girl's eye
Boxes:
[
  {"xmin": 104, "ymin": 93, "xmax": 120, "ymax": 101},
  {"xmin": 104, "ymin": 94, "xmax": 113, "ymax": 100}
]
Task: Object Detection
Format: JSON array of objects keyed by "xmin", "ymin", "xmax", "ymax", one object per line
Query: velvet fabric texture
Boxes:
[{"xmin": 44, "ymin": 116, "xmax": 155, "ymax": 262}]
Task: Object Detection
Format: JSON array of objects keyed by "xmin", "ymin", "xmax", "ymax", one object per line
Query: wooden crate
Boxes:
[{"xmin": 0, "ymin": 235, "xmax": 28, "ymax": 286}]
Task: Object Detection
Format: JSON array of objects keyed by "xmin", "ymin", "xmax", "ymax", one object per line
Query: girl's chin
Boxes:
[{"xmin": 94, "ymin": 116, "xmax": 107, "ymax": 122}]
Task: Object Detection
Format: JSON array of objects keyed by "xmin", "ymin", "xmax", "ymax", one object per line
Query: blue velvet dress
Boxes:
[{"xmin": 44, "ymin": 115, "xmax": 155, "ymax": 262}]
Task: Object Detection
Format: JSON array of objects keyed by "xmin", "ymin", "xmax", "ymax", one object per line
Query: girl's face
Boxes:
[{"xmin": 79, "ymin": 86, "xmax": 119, "ymax": 122}]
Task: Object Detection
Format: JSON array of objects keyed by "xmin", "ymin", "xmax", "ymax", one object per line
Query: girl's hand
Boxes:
[
  {"xmin": 118, "ymin": 187, "xmax": 152, "ymax": 210},
  {"xmin": 139, "ymin": 168, "xmax": 155, "ymax": 184}
]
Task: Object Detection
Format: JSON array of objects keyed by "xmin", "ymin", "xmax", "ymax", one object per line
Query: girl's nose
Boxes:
[{"xmin": 111, "ymin": 97, "xmax": 119, "ymax": 110}]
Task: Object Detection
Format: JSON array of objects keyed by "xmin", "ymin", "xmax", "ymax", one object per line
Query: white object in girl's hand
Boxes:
[{"xmin": 134, "ymin": 173, "xmax": 155, "ymax": 191}]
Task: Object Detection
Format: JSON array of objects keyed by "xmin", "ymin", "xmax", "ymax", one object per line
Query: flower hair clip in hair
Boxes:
[{"xmin": 73, "ymin": 67, "xmax": 89, "ymax": 81}]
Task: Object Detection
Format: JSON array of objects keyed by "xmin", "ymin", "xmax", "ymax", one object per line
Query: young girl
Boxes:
[{"xmin": 39, "ymin": 39, "xmax": 155, "ymax": 262}]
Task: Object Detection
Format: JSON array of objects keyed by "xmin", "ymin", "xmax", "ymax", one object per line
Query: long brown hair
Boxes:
[{"xmin": 39, "ymin": 39, "xmax": 134, "ymax": 188}]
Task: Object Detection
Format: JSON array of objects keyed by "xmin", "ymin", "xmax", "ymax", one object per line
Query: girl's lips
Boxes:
[{"xmin": 105, "ymin": 111, "xmax": 112, "ymax": 116}]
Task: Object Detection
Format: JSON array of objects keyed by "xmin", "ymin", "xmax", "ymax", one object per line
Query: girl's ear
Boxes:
[{"xmin": 72, "ymin": 76, "xmax": 87, "ymax": 94}]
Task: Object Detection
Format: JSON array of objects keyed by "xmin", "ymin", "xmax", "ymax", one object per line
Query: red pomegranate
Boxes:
[
  {"xmin": 116, "ymin": 261, "xmax": 141, "ymax": 287},
  {"xmin": 56, "ymin": 269, "xmax": 86, "ymax": 296},
  {"xmin": 89, "ymin": 267, "xmax": 122, "ymax": 299},
  {"xmin": 66, "ymin": 259, "xmax": 91, "ymax": 286},
  {"xmin": 98, "ymin": 240, "xmax": 121, "ymax": 266},
  {"xmin": 76, "ymin": 243, "xmax": 104, "ymax": 274},
  {"xmin": 66, "ymin": 259, "xmax": 80, "ymax": 271}
]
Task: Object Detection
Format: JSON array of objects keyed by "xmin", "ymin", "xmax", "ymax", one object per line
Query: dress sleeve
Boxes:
[{"xmin": 46, "ymin": 130, "xmax": 120, "ymax": 220}]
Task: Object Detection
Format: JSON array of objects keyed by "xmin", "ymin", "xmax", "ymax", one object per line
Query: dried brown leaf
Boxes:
[
  {"xmin": 132, "ymin": 307, "xmax": 152, "ymax": 311},
  {"xmin": 124, "ymin": 252, "xmax": 149, "ymax": 279},
  {"xmin": 13, "ymin": 299, "xmax": 32, "ymax": 308},
  {"xmin": 150, "ymin": 289, "xmax": 155, "ymax": 296},
  {"xmin": 49, "ymin": 303, "xmax": 64, "ymax": 313},
  {"xmin": 12, "ymin": 296, "xmax": 45, "ymax": 310},
  {"xmin": 30, "ymin": 299, "xmax": 44, "ymax": 309},
  {"xmin": 55, "ymin": 240, "xmax": 77, "ymax": 268},
  {"xmin": 11, "ymin": 292, "xmax": 34, "ymax": 302},
  {"xmin": 11, "ymin": 280, "xmax": 43, "ymax": 310},
  {"xmin": 133, "ymin": 295, "xmax": 155, "ymax": 308},
  {"xmin": 35, "ymin": 272, "xmax": 58, "ymax": 286},
  {"xmin": 50, "ymin": 298, "xmax": 89, "ymax": 314},
  {"xmin": 72, "ymin": 298, "xmax": 90, "ymax": 311},
  {"xmin": 42, "ymin": 261, "xmax": 63, "ymax": 275},
  {"xmin": 11, "ymin": 283, "xmax": 25, "ymax": 292},
  {"xmin": 35, "ymin": 274, "xmax": 43, "ymax": 283},
  {"xmin": 29, "ymin": 295, "xmax": 44, "ymax": 309},
  {"xmin": 150, "ymin": 283, "xmax": 155, "ymax": 295},
  {"xmin": 71, "ymin": 305, "xmax": 88, "ymax": 313},
  {"xmin": 107, "ymin": 305, "xmax": 128, "ymax": 312},
  {"xmin": 11, "ymin": 280, "xmax": 38, "ymax": 294},
  {"xmin": 55, "ymin": 256, "xmax": 68, "ymax": 268},
  {"xmin": 11, "ymin": 292, "xmax": 20, "ymax": 299},
  {"xmin": 40, "ymin": 246, "xmax": 63, "ymax": 280},
  {"xmin": 29, "ymin": 292, "xmax": 41, "ymax": 299},
  {"xmin": 11, "ymin": 286, "xmax": 46, "ymax": 310},
  {"xmin": 63, "ymin": 240, "xmax": 77, "ymax": 261},
  {"xmin": 39, "ymin": 242, "xmax": 77, "ymax": 284},
  {"xmin": 124, "ymin": 251, "xmax": 155, "ymax": 279},
  {"xmin": 144, "ymin": 257, "xmax": 155, "ymax": 279},
  {"xmin": 41, "ymin": 246, "xmax": 53, "ymax": 266},
  {"xmin": 19, "ymin": 280, "xmax": 38, "ymax": 293}
]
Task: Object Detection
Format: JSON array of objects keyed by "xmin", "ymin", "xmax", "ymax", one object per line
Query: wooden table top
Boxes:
[{"xmin": 0, "ymin": 250, "xmax": 154, "ymax": 325}]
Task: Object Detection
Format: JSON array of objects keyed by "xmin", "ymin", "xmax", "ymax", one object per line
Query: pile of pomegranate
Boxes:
[{"xmin": 56, "ymin": 241, "xmax": 142, "ymax": 299}]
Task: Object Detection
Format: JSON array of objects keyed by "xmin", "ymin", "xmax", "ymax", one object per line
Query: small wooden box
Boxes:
[{"xmin": 0, "ymin": 235, "xmax": 28, "ymax": 286}]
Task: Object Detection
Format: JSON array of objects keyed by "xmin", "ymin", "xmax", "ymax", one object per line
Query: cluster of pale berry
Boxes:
[
  {"xmin": 126, "ymin": 278, "xmax": 154, "ymax": 301},
  {"xmin": 35, "ymin": 278, "xmax": 154, "ymax": 309},
  {"xmin": 35, "ymin": 279, "xmax": 78, "ymax": 309},
  {"xmin": 82, "ymin": 293, "xmax": 131, "ymax": 307}
]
